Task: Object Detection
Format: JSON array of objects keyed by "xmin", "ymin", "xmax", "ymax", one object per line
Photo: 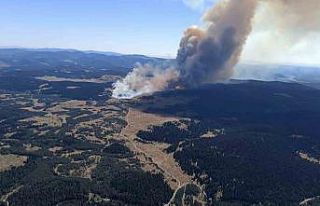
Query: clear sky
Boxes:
[
  {"xmin": 1, "ymin": 0, "xmax": 319, "ymax": 65},
  {"xmin": 0, "ymin": 0, "xmax": 215, "ymax": 57}
]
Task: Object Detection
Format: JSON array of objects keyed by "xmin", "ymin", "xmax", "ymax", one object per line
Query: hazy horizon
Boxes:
[{"xmin": 1, "ymin": 0, "xmax": 319, "ymax": 66}]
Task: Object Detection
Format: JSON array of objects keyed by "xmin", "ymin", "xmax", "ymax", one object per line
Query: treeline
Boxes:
[
  {"xmin": 174, "ymin": 131, "xmax": 320, "ymax": 205},
  {"xmin": 1, "ymin": 142, "xmax": 172, "ymax": 206},
  {"xmin": 137, "ymin": 120, "xmax": 220, "ymax": 144}
]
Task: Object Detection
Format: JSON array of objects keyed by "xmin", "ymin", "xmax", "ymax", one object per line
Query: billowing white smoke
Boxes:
[
  {"xmin": 112, "ymin": 0, "xmax": 258, "ymax": 99},
  {"xmin": 112, "ymin": 63, "xmax": 179, "ymax": 99},
  {"xmin": 112, "ymin": 0, "xmax": 320, "ymax": 99},
  {"xmin": 242, "ymin": 0, "xmax": 320, "ymax": 65}
]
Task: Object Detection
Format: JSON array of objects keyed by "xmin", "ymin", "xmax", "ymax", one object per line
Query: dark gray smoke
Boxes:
[
  {"xmin": 112, "ymin": 0, "xmax": 320, "ymax": 99},
  {"xmin": 177, "ymin": 0, "xmax": 258, "ymax": 87},
  {"xmin": 112, "ymin": 0, "xmax": 258, "ymax": 98}
]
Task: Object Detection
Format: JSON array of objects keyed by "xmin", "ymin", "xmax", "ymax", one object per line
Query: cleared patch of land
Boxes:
[
  {"xmin": 23, "ymin": 144, "xmax": 41, "ymax": 152},
  {"xmin": 120, "ymin": 108, "xmax": 192, "ymax": 190},
  {"xmin": 200, "ymin": 131, "xmax": 218, "ymax": 139},
  {"xmin": 0, "ymin": 154, "xmax": 28, "ymax": 172},
  {"xmin": 20, "ymin": 113, "xmax": 68, "ymax": 127}
]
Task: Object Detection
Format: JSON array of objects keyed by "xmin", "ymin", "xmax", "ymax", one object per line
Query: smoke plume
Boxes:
[
  {"xmin": 112, "ymin": 63, "xmax": 179, "ymax": 99},
  {"xmin": 112, "ymin": 0, "xmax": 258, "ymax": 98},
  {"xmin": 242, "ymin": 0, "xmax": 320, "ymax": 65},
  {"xmin": 112, "ymin": 0, "xmax": 320, "ymax": 99},
  {"xmin": 177, "ymin": 0, "xmax": 257, "ymax": 86},
  {"xmin": 266, "ymin": 0, "xmax": 320, "ymax": 32}
]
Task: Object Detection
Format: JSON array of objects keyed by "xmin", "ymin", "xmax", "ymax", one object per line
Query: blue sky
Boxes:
[
  {"xmin": 1, "ymin": 0, "xmax": 319, "ymax": 65},
  {"xmin": 0, "ymin": 0, "xmax": 215, "ymax": 57}
]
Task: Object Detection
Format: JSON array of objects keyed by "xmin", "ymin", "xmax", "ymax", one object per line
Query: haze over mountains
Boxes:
[{"xmin": 1, "ymin": 48, "xmax": 319, "ymax": 85}]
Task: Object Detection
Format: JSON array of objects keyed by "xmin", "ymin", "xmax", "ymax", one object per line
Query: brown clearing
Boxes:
[
  {"xmin": 0, "ymin": 154, "xmax": 28, "ymax": 172},
  {"xmin": 120, "ymin": 108, "xmax": 193, "ymax": 190}
]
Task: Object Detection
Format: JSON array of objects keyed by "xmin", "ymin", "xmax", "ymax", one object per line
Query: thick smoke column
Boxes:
[
  {"xmin": 177, "ymin": 0, "xmax": 258, "ymax": 86},
  {"xmin": 112, "ymin": 0, "xmax": 258, "ymax": 99}
]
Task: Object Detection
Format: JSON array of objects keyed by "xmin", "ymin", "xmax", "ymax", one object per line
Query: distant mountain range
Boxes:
[
  {"xmin": 0, "ymin": 47, "xmax": 159, "ymax": 57},
  {"xmin": 0, "ymin": 48, "xmax": 172, "ymax": 73},
  {"xmin": 0, "ymin": 48, "xmax": 319, "ymax": 85}
]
